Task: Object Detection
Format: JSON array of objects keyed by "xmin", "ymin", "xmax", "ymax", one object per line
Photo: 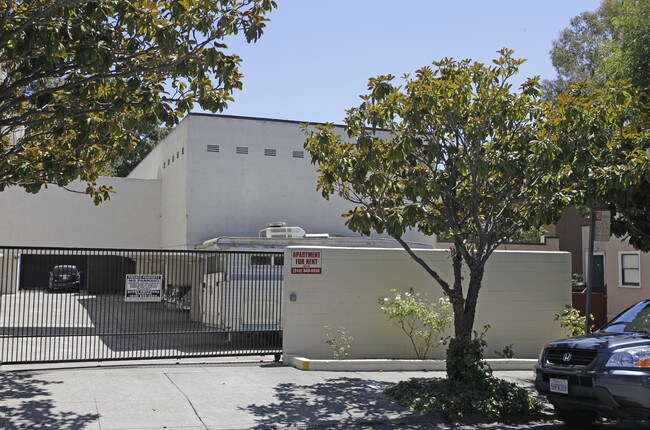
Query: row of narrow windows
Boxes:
[
  {"xmin": 207, "ymin": 144, "xmax": 304, "ymax": 159},
  {"xmin": 163, "ymin": 147, "xmax": 185, "ymax": 169},
  {"xmin": 163, "ymin": 146, "xmax": 305, "ymax": 170}
]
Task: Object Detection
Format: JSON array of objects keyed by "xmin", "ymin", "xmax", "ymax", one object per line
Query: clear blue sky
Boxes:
[{"xmin": 214, "ymin": 1, "xmax": 599, "ymax": 124}]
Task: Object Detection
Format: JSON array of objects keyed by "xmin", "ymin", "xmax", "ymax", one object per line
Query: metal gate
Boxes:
[{"xmin": 0, "ymin": 246, "xmax": 283, "ymax": 364}]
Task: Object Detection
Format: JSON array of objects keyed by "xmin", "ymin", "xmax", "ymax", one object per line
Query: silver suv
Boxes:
[{"xmin": 535, "ymin": 299, "xmax": 650, "ymax": 426}]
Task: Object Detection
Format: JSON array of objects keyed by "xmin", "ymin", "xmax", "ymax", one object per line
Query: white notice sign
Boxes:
[
  {"xmin": 291, "ymin": 250, "xmax": 322, "ymax": 274},
  {"xmin": 594, "ymin": 210, "xmax": 611, "ymax": 242},
  {"xmin": 125, "ymin": 274, "xmax": 163, "ymax": 302}
]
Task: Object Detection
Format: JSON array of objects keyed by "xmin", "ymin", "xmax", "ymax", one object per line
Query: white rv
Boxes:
[{"xmin": 195, "ymin": 223, "xmax": 432, "ymax": 333}]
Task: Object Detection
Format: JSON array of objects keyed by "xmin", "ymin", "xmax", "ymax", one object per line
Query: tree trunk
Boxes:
[{"xmin": 446, "ymin": 261, "xmax": 488, "ymax": 383}]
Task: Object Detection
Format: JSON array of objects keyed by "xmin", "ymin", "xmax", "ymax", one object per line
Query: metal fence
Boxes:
[{"xmin": 0, "ymin": 246, "xmax": 283, "ymax": 364}]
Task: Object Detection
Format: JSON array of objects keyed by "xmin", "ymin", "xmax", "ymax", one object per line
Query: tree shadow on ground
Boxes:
[
  {"xmin": 240, "ymin": 376, "xmax": 442, "ymax": 429},
  {"xmin": 0, "ymin": 372, "xmax": 98, "ymax": 429},
  {"xmin": 239, "ymin": 376, "xmax": 600, "ymax": 429}
]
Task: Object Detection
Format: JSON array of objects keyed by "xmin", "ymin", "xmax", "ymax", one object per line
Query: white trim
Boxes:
[{"xmin": 618, "ymin": 251, "xmax": 641, "ymax": 289}]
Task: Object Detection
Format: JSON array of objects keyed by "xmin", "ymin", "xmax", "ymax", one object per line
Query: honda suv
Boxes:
[
  {"xmin": 535, "ymin": 299, "xmax": 650, "ymax": 426},
  {"xmin": 48, "ymin": 265, "xmax": 81, "ymax": 292}
]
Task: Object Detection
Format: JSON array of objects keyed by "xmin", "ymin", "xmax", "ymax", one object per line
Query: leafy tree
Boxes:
[
  {"xmin": 544, "ymin": 0, "xmax": 621, "ymax": 98},
  {"xmin": 0, "ymin": 0, "xmax": 276, "ymax": 203},
  {"xmin": 547, "ymin": 0, "xmax": 650, "ymax": 250},
  {"xmin": 102, "ymin": 123, "xmax": 171, "ymax": 177},
  {"xmin": 601, "ymin": 0, "xmax": 650, "ymax": 92},
  {"xmin": 304, "ymin": 50, "xmax": 564, "ymax": 380},
  {"xmin": 547, "ymin": 0, "xmax": 649, "ymax": 98},
  {"xmin": 540, "ymin": 81, "xmax": 650, "ymax": 250}
]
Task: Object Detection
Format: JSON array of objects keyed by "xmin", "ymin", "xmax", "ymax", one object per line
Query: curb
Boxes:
[{"xmin": 289, "ymin": 356, "xmax": 537, "ymax": 372}]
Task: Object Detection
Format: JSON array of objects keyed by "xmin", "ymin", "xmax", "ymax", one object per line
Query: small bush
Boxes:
[
  {"xmin": 494, "ymin": 344, "xmax": 516, "ymax": 359},
  {"xmin": 554, "ymin": 304, "xmax": 592, "ymax": 336},
  {"xmin": 324, "ymin": 326, "xmax": 353, "ymax": 360},
  {"xmin": 386, "ymin": 325, "xmax": 541, "ymax": 421},
  {"xmin": 379, "ymin": 288, "xmax": 452, "ymax": 359}
]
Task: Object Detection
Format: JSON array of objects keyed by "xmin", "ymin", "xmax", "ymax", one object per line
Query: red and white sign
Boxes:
[
  {"xmin": 594, "ymin": 210, "xmax": 611, "ymax": 242},
  {"xmin": 291, "ymin": 250, "xmax": 322, "ymax": 274}
]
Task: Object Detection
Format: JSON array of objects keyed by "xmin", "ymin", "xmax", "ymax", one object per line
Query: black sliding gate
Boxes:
[{"xmin": 0, "ymin": 247, "xmax": 283, "ymax": 364}]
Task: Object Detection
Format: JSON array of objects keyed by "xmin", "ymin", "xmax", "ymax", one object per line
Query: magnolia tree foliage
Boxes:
[
  {"xmin": 0, "ymin": 0, "xmax": 276, "ymax": 202},
  {"xmin": 304, "ymin": 50, "xmax": 565, "ymax": 356},
  {"xmin": 539, "ymin": 81, "xmax": 650, "ymax": 250},
  {"xmin": 547, "ymin": 0, "xmax": 650, "ymax": 250}
]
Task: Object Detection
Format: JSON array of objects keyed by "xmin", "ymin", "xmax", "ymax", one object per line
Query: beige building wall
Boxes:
[
  {"xmin": 603, "ymin": 236, "xmax": 649, "ymax": 320},
  {"xmin": 282, "ymin": 247, "xmax": 571, "ymax": 362},
  {"xmin": 580, "ymin": 226, "xmax": 649, "ymax": 321}
]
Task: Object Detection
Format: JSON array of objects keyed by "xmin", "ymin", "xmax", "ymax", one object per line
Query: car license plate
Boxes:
[{"xmin": 550, "ymin": 377, "xmax": 569, "ymax": 394}]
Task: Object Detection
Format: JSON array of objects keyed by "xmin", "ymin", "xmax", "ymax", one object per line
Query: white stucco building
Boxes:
[
  {"xmin": 0, "ymin": 114, "xmax": 573, "ymax": 361},
  {"xmin": 0, "ymin": 114, "xmax": 430, "ymax": 249}
]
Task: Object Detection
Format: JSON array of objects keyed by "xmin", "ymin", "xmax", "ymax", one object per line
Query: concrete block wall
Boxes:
[{"xmin": 282, "ymin": 247, "xmax": 571, "ymax": 362}]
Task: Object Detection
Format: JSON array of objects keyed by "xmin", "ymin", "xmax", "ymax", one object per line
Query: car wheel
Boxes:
[{"xmin": 554, "ymin": 406, "xmax": 598, "ymax": 427}]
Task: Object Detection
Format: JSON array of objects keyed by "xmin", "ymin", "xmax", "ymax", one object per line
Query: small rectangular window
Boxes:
[
  {"xmin": 236, "ymin": 146, "xmax": 249, "ymax": 155},
  {"xmin": 264, "ymin": 148, "xmax": 277, "ymax": 157},
  {"xmin": 620, "ymin": 252, "xmax": 641, "ymax": 287},
  {"xmin": 182, "ymin": 147, "xmax": 184, "ymax": 154},
  {"xmin": 292, "ymin": 151, "xmax": 304, "ymax": 158},
  {"xmin": 207, "ymin": 144, "xmax": 220, "ymax": 153},
  {"xmin": 177, "ymin": 151, "xmax": 180, "ymax": 158},
  {"xmin": 274, "ymin": 255, "xmax": 284, "ymax": 266},
  {"xmin": 167, "ymin": 159, "xmax": 170, "ymax": 166},
  {"xmin": 172, "ymin": 155, "xmax": 175, "ymax": 162},
  {"xmin": 251, "ymin": 255, "xmax": 273, "ymax": 266}
]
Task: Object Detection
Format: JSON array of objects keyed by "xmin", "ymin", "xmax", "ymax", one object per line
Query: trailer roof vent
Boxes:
[{"xmin": 259, "ymin": 224, "xmax": 305, "ymax": 238}]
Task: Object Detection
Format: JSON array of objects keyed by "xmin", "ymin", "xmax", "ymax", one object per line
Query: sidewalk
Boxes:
[{"xmin": 0, "ymin": 356, "xmax": 545, "ymax": 430}]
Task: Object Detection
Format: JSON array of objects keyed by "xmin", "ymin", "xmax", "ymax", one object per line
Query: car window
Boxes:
[
  {"xmin": 626, "ymin": 307, "xmax": 650, "ymax": 333},
  {"xmin": 600, "ymin": 302, "xmax": 650, "ymax": 334},
  {"xmin": 53, "ymin": 266, "xmax": 78, "ymax": 274}
]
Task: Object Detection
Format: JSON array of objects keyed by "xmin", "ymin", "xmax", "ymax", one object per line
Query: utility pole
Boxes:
[{"xmin": 586, "ymin": 209, "xmax": 596, "ymax": 334}]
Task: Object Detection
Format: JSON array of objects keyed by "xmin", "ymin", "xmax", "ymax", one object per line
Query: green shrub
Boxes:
[
  {"xmin": 324, "ymin": 326, "xmax": 353, "ymax": 360},
  {"xmin": 385, "ymin": 322, "xmax": 541, "ymax": 421},
  {"xmin": 379, "ymin": 288, "xmax": 452, "ymax": 359},
  {"xmin": 445, "ymin": 326, "xmax": 492, "ymax": 383},
  {"xmin": 385, "ymin": 376, "xmax": 542, "ymax": 420},
  {"xmin": 494, "ymin": 344, "xmax": 516, "ymax": 359},
  {"xmin": 554, "ymin": 304, "xmax": 592, "ymax": 336}
]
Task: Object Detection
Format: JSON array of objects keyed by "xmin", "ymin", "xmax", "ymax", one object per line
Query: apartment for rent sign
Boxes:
[{"xmin": 291, "ymin": 250, "xmax": 322, "ymax": 274}]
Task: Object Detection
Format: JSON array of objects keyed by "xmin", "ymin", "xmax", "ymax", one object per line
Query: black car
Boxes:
[
  {"xmin": 48, "ymin": 265, "xmax": 81, "ymax": 292},
  {"xmin": 535, "ymin": 299, "xmax": 650, "ymax": 426}
]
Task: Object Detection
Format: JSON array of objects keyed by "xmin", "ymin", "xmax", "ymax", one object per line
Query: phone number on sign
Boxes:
[{"xmin": 291, "ymin": 268, "xmax": 322, "ymax": 274}]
